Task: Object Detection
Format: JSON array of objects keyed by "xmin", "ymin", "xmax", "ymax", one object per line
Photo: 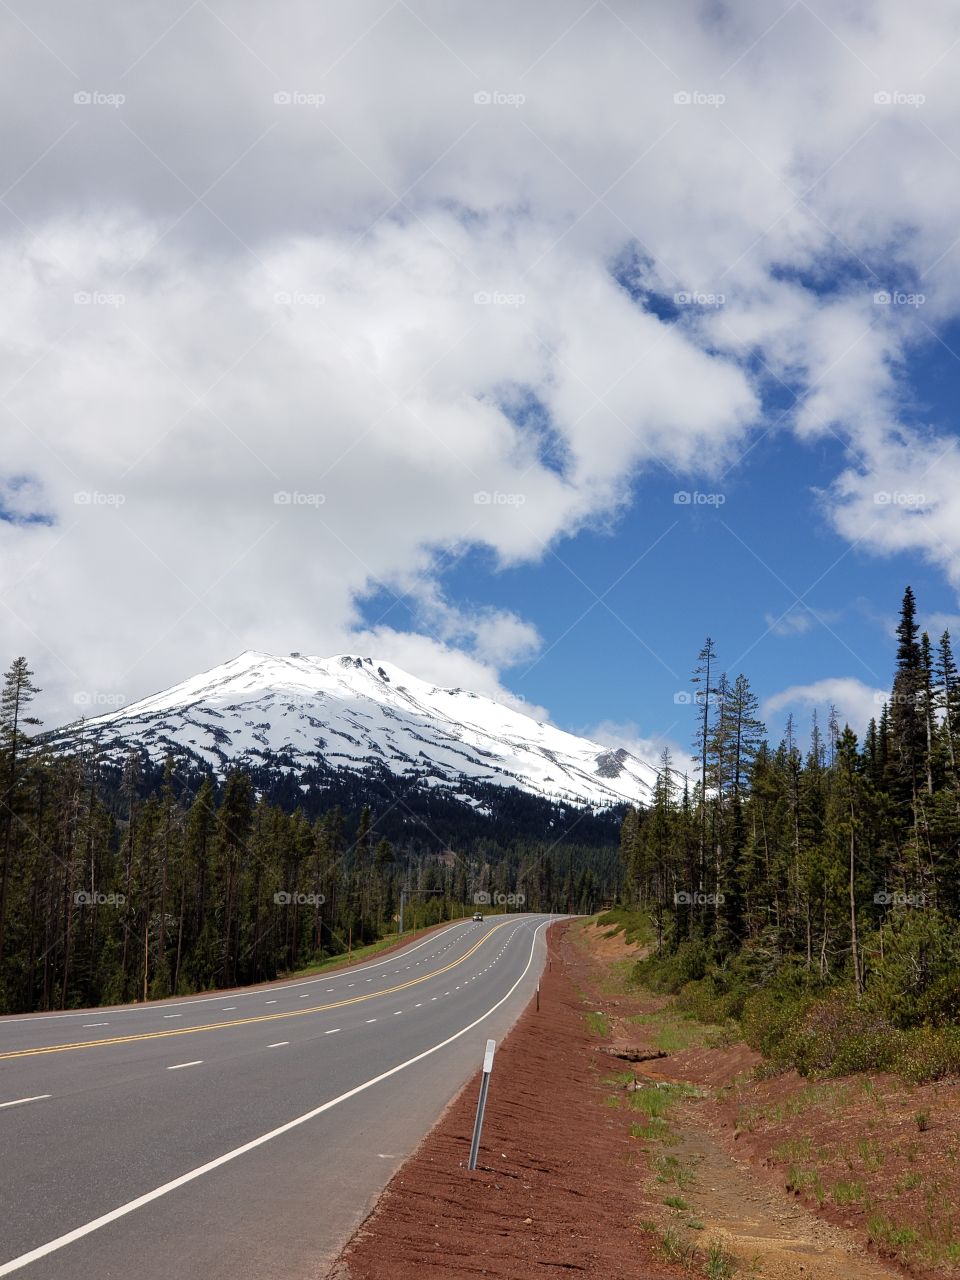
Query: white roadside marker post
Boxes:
[{"xmin": 467, "ymin": 1038, "xmax": 496, "ymax": 1171}]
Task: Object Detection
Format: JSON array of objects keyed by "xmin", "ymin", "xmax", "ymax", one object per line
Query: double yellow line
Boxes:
[{"xmin": 0, "ymin": 921, "xmax": 512, "ymax": 1061}]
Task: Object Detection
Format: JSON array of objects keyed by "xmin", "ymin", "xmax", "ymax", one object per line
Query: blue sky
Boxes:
[{"xmin": 360, "ymin": 417, "xmax": 957, "ymax": 759}]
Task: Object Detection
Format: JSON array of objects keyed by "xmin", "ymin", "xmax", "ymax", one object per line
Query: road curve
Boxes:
[{"xmin": 0, "ymin": 913, "xmax": 554, "ymax": 1279}]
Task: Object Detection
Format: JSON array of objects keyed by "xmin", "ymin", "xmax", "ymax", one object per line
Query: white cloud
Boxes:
[
  {"xmin": 4, "ymin": 1, "xmax": 960, "ymax": 728},
  {"xmin": 764, "ymin": 605, "xmax": 843, "ymax": 637},
  {"xmin": 763, "ymin": 678, "xmax": 887, "ymax": 734}
]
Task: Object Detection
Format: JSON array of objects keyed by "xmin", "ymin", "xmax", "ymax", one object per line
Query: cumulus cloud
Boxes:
[
  {"xmin": 763, "ymin": 677, "xmax": 888, "ymax": 734},
  {"xmin": 4, "ymin": 0, "xmax": 960, "ymax": 727}
]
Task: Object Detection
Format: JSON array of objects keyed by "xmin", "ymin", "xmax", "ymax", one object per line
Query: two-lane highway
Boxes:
[{"xmin": 0, "ymin": 913, "xmax": 554, "ymax": 1279}]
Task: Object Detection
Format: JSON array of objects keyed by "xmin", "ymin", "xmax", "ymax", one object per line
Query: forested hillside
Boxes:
[
  {"xmin": 0, "ymin": 663, "xmax": 615, "ymax": 1014},
  {"xmin": 619, "ymin": 586, "xmax": 960, "ymax": 1080}
]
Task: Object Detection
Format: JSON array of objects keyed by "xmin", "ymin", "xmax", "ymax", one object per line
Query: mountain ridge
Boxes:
[{"xmin": 43, "ymin": 650, "xmax": 657, "ymax": 810}]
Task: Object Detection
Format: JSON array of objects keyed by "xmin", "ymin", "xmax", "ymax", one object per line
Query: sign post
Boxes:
[{"xmin": 467, "ymin": 1039, "xmax": 496, "ymax": 1171}]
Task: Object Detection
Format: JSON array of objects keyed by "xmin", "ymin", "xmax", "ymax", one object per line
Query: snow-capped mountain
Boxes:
[{"xmin": 44, "ymin": 651, "xmax": 656, "ymax": 810}]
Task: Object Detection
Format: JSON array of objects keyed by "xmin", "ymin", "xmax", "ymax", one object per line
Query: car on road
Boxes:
[{"xmin": 472, "ymin": 911, "xmax": 484, "ymax": 921}]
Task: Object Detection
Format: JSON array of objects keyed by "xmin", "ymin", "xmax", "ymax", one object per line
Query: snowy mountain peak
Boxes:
[{"xmin": 45, "ymin": 651, "xmax": 657, "ymax": 810}]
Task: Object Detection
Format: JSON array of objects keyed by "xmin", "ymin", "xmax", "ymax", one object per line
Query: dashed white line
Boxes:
[
  {"xmin": 393, "ymin": 1010, "xmax": 402, "ymax": 1016},
  {"xmin": 167, "ymin": 1061, "xmax": 202, "ymax": 1071},
  {"xmin": 365, "ymin": 1018, "xmax": 376, "ymax": 1023},
  {"xmin": 222, "ymin": 1007, "xmax": 237, "ymax": 1011},
  {"xmin": 0, "ymin": 1095, "xmax": 50, "ymax": 1110},
  {"xmin": 268, "ymin": 1041, "xmax": 289, "ymax": 1048},
  {"xmin": 264, "ymin": 1000, "xmax": 277, "ymax": 1005},
  {"xmin": 324, "ymin": 1028, "xmax": 341, "ymax": 1035},
  {"xmin": 82, "ymin": 1022, "xmax": 108, "ymax": 1028},
  {"xmin": 162, "ymin": 1014, "xmax": 182, "ymax": 1020}
]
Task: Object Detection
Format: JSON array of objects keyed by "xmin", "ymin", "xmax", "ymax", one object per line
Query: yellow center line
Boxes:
[{"xmin": 0, "ymin": 922, "xmax": 513, "ymax": 1060}]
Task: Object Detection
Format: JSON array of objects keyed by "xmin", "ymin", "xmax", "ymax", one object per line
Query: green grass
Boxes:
[
  {"xmin": 856, "ymin": 1138, "xmax": 885, "ymax": 1173},
  {"xmin": 867, "ymin": 1214, "xmax": 918, "ymax": 1248},
  {"xmin": 626, "ymin": 1008, "xmax": 735, "ymax": 1053},
  {"xmin": 284, "ymin": 920, "xmax": 451, "ymax": 978},
  {"xmin": 772, "ymin": 1137, "xmax": 813, "ymax": 1163},
  {"xmin": 831, "ymin": 1179, "xmax": 865, "ymax": 1205},
  {"xmin": 655, "ymin": 1153, "xmax": 697, "ymax": 1190},
  {"xmin": 629, "ymin": 1081, "xmax": 701, "ymax": 1118},
  {"xmin": 585, "ymin": 1010, "xmax": 611, "ymax": 1037},
  {"xmin": 602, "ymin": 1070, "xmax": 637, "ymax": 1088},
  {"xmin": 786, "ymin": 1166, "xmax": 825, "ymax": 1204},
  {"xmin": 629, "ymin": 1117, "xmax": 676, "ymax": 1143},
  {"xmin": 705, "ymin": 1239, "xmax": 737, "ymax": 1279},
  {"xmin": 658, "ymin": 1226, "xmax": 695, "ymax": 1265},
  {"xmin": 592, "ymin": 908, "xmax": 652, "ymax": 946},
  {"xmin": 664, "ymin": 1194, "xmax": 689, "ymax": 1210}
]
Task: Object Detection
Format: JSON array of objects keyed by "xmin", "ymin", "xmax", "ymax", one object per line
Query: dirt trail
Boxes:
[{"xmin": 651, "ymin": 1108, "xmax": 901, "ymax": 1279}]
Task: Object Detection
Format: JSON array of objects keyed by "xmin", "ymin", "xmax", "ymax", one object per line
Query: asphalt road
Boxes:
[{"xmin": 0, "ymin": 913, "xmax": 554, "ymax": 1279}]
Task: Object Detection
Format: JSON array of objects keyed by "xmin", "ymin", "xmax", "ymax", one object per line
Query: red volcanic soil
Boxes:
[{"xmin": 329, "ymin": 920, "xmax": 678, "ymax": 1279}]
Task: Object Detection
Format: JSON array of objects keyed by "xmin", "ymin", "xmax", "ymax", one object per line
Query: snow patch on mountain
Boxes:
[{"xmin": 44, "ymin": 651, "xmax": 657, "ymax": 809}]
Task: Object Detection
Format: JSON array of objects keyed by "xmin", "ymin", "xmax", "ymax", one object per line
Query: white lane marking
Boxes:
[
  {"xmin": 222, "ymin": 1007, "xmax": 237, "ymax": 1011},
  {"xmin": 393, "ymin": 1010, "xmax": 402, "ymax": 1016},
  {"xmin": 0, "ymin": 922, "xmax": 474, "ymax": 1024},
  {"xmin": 348, "ymin": 984, "xmax": 355, "ymax": 988},
  {"xmin": 365, "ymin": 1018, "xmax": 376, "ymax": 1023},
  {"xmin": 326, "ymin": 988, "xmax": 334, "ymax": 992},
  {"xmin": 0, "ymin": 1095, "xmax": 50, "ymax": 1110},
  {"xmin": 0, "ymin": 918, "xmax": 551, "ymax": 1279},
  {"xmin": 166, "ymin": 1061, "xmax": 202, "ymax": 1071},
  {"xmin": 430, "ymin": 996, "xmax": 437, "ymax": 1001},
  {"xmin": 268, "ymin": 1041, "xmax": 289, "ymax": 1048},
  {"xmin": 82, "ymin": 1023, "xmax": 108, "ymax": 1028},
  {"xmin": 324, "ymin": 1028, "xmax": 341, "ymax": 1035},
  {"xmin": 162, "ymin": 1015, "xmax": 182, "ymax": 1020},
  {"xmin": 264, "ymin": 1000, "xmax": 277, "ymax": 1005},
  {"xmin": 299, "ymin": 994, "xmax": 309, "ymax": 999}
]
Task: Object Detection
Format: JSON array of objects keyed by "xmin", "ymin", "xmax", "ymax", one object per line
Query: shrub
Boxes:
[
  {"xmin": 894, "ymin": 1027, "xmax": 960, "ymax": 1083},
  {"xmin": 787, "ymin": 995, "xmax": 902, "ymax": 1077}
]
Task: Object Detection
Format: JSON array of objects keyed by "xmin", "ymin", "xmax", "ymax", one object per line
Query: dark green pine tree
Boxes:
[
  {"xmin": 691, "ymin": 637, "xmax": 718, "ymax": 887},
  {"xmin": 0, "ymin": 657, "xmax": 42, "ymax": 968},
  {"xmin": 887, "ymin": 586, "xmax": 926, "ymax": 814},
  {"xmin": 936, "ymin": 631, "xmax": 960, "ymax": 792}
]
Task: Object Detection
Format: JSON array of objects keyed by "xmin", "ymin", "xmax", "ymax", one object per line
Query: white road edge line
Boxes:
[
  {"xmin": 166, "ymin": 1061, "xmax": 202, "ymax": 1071},
  {"xmin": 0, "ymin": 918, "xmax": 551, "ymax": 1278},
  {"xmin": 0, "ymin": 1095, "xmax": 51, "ymax": 1110}
]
